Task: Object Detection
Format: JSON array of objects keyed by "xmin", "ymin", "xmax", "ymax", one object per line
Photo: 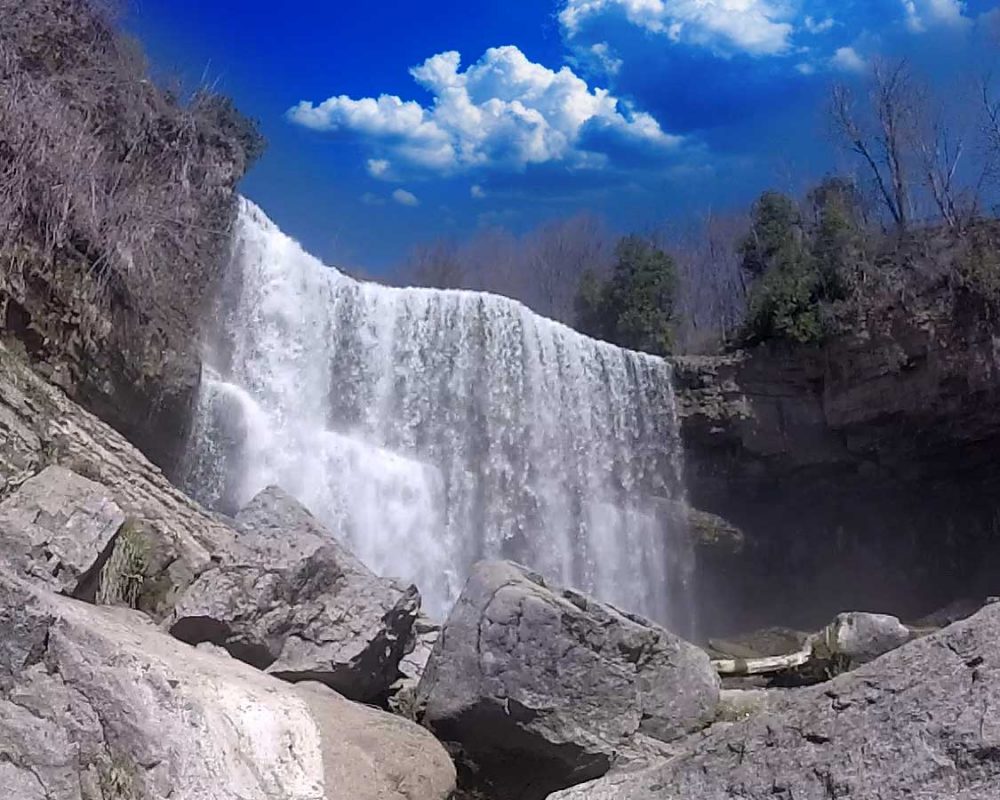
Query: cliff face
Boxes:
[
  {"xmin": 2, "ymin": 252, "xmax": 203, "ymax": 477},
  {"xmin": 0, "ymin": 0, "xmax": 262, "ymax": 476},
  {"xmin": 676, "ymin": 285, "xmax": 1000, "ymax": 636}
]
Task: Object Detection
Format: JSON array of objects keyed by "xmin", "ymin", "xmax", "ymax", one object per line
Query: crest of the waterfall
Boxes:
[{"xmin": 186, "ymin": 197, "xmax": 693, "ymax": 627}]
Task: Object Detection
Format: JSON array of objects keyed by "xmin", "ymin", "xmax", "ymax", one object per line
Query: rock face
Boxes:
[
  {"xmin": 1, "ymin": 0, "xmax": 262, "ymax": 476},
  {"xmin": 169, "ymin": 486, "xmax": 420, "ymax": 703},
  {"xmin": 416, "ymin": 561, "xmax": 720, "ymax": 800},
  {"xmin": 549, "ymin": 602, "xmax": 1000, "ymax": 799},
  {"xmin": 0, "ymin": 466, "xmax": 124, "ymax": 595},
  {"xmin": 389, "ymin": 613, "xmax": 442, "ymax": 717},
  {"xmin": 673, "ymin": 287, "xmax": 1000, "ymax": 636},
  {"xmin": 0, "ymin": 340, "xmax": 235, "ymax": 615},
  {"xmin": 0, "ymin": 570, "xmax": 456, "ymax": 800}
]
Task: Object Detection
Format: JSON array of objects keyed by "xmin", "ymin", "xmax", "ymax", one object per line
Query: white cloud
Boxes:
[
  {"xmin": 590, "ymin": 42, "xmax": 623, "ymax": 74},
  {"xmin": 470, "ymin": 184, "xmax": 487, "ymax": 199},
  {"xmin": 360, "ymin": 191, "xmax": 386, "ymax": 206},
  {"xmin": 901, "ymin": 0, "xmax": 968, "ymax": 32},
  {"xmin": 367, "ymin": 158, "xmax": 391, "ymax": 178},
  {"xmin": 804, "ymin": 15, "xmax": 836, "ymax": 34},
  {"xmin": 559, "ymin": 0, "xmax": 796, "ymax": 56},
  {"xmin": 831, "ymin": 46, "xmax": 866, "ymax": 73},
  {"xmin": 288, "ymin": 46, "xmax": 679, "ymax": 176},
  {"xmin": 392, "ymin": 188, "xmax": 420, "ymax": 207}
]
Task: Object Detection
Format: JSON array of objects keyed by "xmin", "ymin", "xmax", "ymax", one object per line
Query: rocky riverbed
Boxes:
[{"xmin": 2, "ymin": 337, "xmax": 999, "ymax": 799}]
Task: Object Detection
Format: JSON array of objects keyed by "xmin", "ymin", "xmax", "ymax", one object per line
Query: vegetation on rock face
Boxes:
[
  {"xmin": 97, "ymin": 518, "xmax": 149, "ymax": 609},
  {"xmin": 98, "ymin": 756, "xmax": 140, "ymax": 800},
  {"xmin": 0, "ymin": 0, "xmax": 264, "ymax": 303},
  {"xmin": 739, "ymin": 179, "xmax": 866, "ymax": 346},
  {"xmin": 955, "ymin": 225, "xmax": 1000, "ymax": 306}
]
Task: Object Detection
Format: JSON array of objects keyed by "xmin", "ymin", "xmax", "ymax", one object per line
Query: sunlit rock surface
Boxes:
[{"xmin": 0, "ymin": 571, "xmax": 456, "ymax": 800}]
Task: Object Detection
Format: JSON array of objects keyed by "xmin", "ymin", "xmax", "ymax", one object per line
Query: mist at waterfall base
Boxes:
[{"xmin": 185, "ymin": 199, "xmax": 694, "ymax": 631}]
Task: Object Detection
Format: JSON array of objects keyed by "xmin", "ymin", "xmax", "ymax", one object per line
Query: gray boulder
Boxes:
[
  {"xmin": 817, "ymin": 611, "xmax": 914, "ymax": 667},
  {"xmin": 550, "ymin": 602, "xmax": 1000, "ymax": 799},
  {"xmin": 0, "ymin": 465, "xmax": 124, "ymax": 595},
  {"xmin": 169, "ymin": 486, "xmax": 420, "ymax": 703},
  {"xmin": 416, "ymin": 561, "xmax": 720, "ymax": 800},
  {"xmin": 0, "ymin": 569, "xmax": 455, "ymax": 800}
]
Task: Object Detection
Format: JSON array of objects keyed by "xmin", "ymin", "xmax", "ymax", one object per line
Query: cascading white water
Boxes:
[{"xmin": 186, "ymin": 199, "xmax": 692, "ymax": 625}]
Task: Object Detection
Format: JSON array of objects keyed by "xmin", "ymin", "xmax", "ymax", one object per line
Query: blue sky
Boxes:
[{"xmin": 128, "ymin": 0, "xmax": 1000, "ymax": 273}]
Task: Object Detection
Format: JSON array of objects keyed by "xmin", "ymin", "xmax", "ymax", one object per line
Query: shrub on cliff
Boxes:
[
  {"xmin": 954, "ymin": 224, "xmax": 1000, "ymax": 306},
  {"xmin": 740, "ymin": 180, "xmax": 865, "ymax": 346}
]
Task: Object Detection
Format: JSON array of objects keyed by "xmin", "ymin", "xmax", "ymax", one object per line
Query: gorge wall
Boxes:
[
  {"xmin": 184, "ymin": 200, "xmax": 694, "ymax": 627},
  {"xmin": 677, "ymin": 285, "xmax": 1000, "ymax": 636}
]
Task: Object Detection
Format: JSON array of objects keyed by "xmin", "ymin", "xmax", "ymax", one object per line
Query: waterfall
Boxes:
[{"xmin": 185, "ymin": 198, "xmax": 692, "ymax": 626}]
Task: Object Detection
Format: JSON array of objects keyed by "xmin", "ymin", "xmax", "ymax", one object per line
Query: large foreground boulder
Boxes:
[
  {"xmin": 416, "ymin": 561, "xmax": 720, "ymax": 800},
  {"xmin": 169, "ymin": 487, "xmax": 420, "ymax": 703},
  {"xmin": 0, "ymin": 465, "xmax": 124, "ymax": 595},
  {"xmin": 0, "ymin": 570, "xmax": 455, "ymax": 800},
  {"xmin": 550, "ymin": 601, "xmax": 1000, "ymax": 799}
]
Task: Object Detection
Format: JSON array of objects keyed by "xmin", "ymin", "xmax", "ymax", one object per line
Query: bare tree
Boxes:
[
  {"xmin": 665, "ymin": 211, "xmax": 748, "ymax": 352},
  {"xmin": 916, "ymin": 93, "xmax": 973, "ymax": 229},
  {"xmin": 402, "ymin": 240, "xmax": 466, "ymax": 289},
  {"xmin": 395, "ymin": 214, "xmax": 612, "ymax": 326},
  {"xmin": 460, "ymin": 226, "xmax": 522, "ymax": 301},
  {"xmin": 831, "ymin": 60, "xmax": 917, "ymax": 232},
  {"xmin": 982, "ymin": 73, "xmax": 1000, "ymax": 185},
  {"xmin": 520, "ymin": 214, "xmax": 613, "ymax": 322}
]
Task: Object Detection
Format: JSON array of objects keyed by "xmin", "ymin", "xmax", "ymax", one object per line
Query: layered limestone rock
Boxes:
[
  {"xmin": 0, "ymin": 339, "xmax": 234, "ymax": 615},
  {"xmin": 0, "ymin": 465, "xmax": 124, "ymax": 595},
  {"xmin": 550, "ymin": 602, "xmax": 1000, "ymax": 799},
  {"xmin": 672, "ymin": 291, "xmax": 1000, "ymax": 636},
  {"xmin": 416, "ymin": 561, "xmax": 720, "ymax": 800},
  {"xmin": 0, "ymin": 570, "xmax": 456, "ymax": 800},
  {"xmin": 170, "ymin": 487, "xmax": 421, "ymax": 703}
]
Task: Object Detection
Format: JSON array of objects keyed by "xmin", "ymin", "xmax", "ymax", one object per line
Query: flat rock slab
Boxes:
[
  {"xmin": 0, "ymin": 570, "xmax": 455, "ymax": 800},
  {"xmin": 416, "ymin": 561, "xmax": 719, "ymax": 800},
  {"xmin": 550, "ymin": 602, "xmax": 1000, "ymax": 799},
  {"xmin": 0, "ymin": 465, "xmax": 124, "ymax": 594}
]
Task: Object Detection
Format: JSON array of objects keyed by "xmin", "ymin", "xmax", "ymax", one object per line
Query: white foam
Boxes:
[{"xmin": 186, "ymin": 198, "xmax": 690, "ymax": 622}]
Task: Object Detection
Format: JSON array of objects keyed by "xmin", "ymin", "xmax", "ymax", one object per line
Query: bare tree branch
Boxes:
[{"xmin": 830, "ymin": 60, "xmax": 919, "ymax": 232}]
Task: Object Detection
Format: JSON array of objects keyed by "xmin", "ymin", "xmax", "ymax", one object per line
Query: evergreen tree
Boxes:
[
  {"xmin": 808, "ymin": 177, "xmax": 863, "ymax": 302},
  {"xmin": 574, "ymin": 268, "xmax": 609, "ymax": 341},
  {"xmin": 741, "ymin": 191, "xmax": 822, "ymax": 344},
  {"xmin": 605, "ymin": 236, "xmax": 679, "ymax": 356},
  {"xmin": 741, "ymin": 180, "xmax": 865, "ymax": 346},
  {"xmin": 573, "ymin": 236, "xmax": 679, "ymax": 357},
  {"xmin": 740, "ymin": 191, "xmax": 803, "ymax": 279}
]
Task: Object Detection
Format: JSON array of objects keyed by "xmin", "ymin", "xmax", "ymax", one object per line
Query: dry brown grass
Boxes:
[{"xmin": 0, "ymin": 0, "xmax": 263, "ymax": 325}]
